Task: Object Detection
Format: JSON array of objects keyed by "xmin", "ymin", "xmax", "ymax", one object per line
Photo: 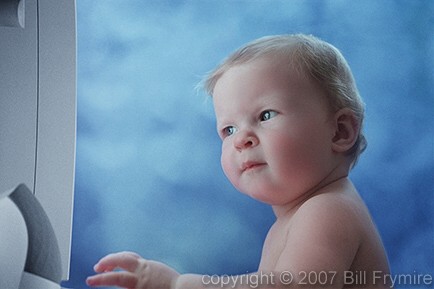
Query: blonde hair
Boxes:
[{"xmin": 202, "ymin": 34, "xmax": 367, "ymax": 167}]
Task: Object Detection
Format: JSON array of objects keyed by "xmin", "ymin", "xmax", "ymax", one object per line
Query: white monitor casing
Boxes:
[{"xmin": 0, "ymin": 0, "xmax": 76, "ymax": 281}]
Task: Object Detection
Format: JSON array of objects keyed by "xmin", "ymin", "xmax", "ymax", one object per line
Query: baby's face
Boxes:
[{"xmin": 213, "ymin": 58, "xmax": 338, "ymax": 205}]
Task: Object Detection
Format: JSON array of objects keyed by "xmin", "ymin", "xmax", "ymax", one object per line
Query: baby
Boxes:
[{"xmin": 87, "ymin": 34, "xmax": 391, "ymax": 288}]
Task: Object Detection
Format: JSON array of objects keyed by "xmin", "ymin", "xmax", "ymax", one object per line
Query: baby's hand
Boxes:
[{"xmin": 86, "ymin": 251, "xmax": 180, "ymax": 289}]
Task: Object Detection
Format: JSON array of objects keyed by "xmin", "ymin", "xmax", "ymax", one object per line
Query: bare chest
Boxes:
[{"xmin": 258, "ymin": 222, "xmax": 290, "ymax": 271}]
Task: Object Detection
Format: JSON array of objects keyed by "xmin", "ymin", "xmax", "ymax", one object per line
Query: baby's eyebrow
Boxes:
[
  {"xmin": 215, "ymin": 115, "xmax": 232, "ymax": 128},
  {"xmin": 216, "ymin": 122, "xmax": 230, "ymax": 132}
]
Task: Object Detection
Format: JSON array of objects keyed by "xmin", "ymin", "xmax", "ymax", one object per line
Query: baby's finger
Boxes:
[
  {"xmin": 94, "ymin": 252, "xmax": 141, "ymax": 273},
  {"xmin": 86, "ymin": 271, "xmax": 137, "ymax": 288}
]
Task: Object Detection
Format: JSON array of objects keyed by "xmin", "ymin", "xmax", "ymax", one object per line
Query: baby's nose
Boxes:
[{"xmin": 234, "ymin": 131, "xmax": 259, "ymax": 151}]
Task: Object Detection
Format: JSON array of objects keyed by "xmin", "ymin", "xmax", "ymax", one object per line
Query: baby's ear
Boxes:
[{"xmin": 331, "ymin": 108, "xmax": 359, "ymax": 153}]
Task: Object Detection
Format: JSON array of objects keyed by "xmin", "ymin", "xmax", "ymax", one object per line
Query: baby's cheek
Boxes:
[{"xmin": 220, "ymin": 151, "xmax": 239, "ymax": 186}]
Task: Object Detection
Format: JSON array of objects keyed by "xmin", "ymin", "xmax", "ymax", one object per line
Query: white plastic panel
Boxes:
[
  {"xmin": 20, "ymin": 272, "xmax": 61, "ymax": 289},
  {"xmin": 34, "ymin": 0, "xmax": 76, "ymax": 280},
  {"xmin": 0, "ymin": 0, "xmax": 25, "ymax": 28},
  {"xmin": 0, "ymin": 0, "xmax": 76, "ymax": 281},
  {"xmin": 0, "ymin": 197, "xmax": 28, "ymax": 289},
  {"xmin": 0, "ymin": 0, "xmax": 38, "ymax": 202}
]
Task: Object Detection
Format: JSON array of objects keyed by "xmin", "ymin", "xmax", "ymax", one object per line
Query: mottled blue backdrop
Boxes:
[{"xmin": 63, "ymin": 1, "xmax": 433, "ymax": 288}]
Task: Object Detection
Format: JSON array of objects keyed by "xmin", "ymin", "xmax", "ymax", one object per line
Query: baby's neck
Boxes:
[
  {"xmin": 272, "ymin": 157, "xmax": 353, "ymax": 219},
  {"xmin": 272, "ymin": 174, "xmax": 352, "ymax": 220}
]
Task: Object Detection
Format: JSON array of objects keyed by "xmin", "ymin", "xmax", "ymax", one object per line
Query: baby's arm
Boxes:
[
  {"xmin": 86, "ymin": 252, "xmax": 182, "ymax": 289},
  {"xmin": 86, "ymin": 197, "xmax": 362, "ymax": 289},
  {"xmin": 87, "ymin": 252, "xmax": 266, "ymax": 289}
]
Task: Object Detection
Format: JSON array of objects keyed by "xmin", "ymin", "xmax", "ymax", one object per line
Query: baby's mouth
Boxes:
[{"xmin": 241, "ymin": 161, "xmax": 266, "ymax": 172}]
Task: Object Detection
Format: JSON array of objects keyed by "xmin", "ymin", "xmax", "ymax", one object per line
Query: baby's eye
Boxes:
[
  {"xmin": 222, "ymin": 126, "xmax": 237, "ymax": 137},
  {"xmin": 260, "ymin": 110, "xmax": 277, "ymax": 121}
]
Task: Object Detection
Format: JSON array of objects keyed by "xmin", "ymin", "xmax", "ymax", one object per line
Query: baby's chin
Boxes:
[{"xmin": 238, "ymin": 186, "xmax": 292, "ymax": 206}]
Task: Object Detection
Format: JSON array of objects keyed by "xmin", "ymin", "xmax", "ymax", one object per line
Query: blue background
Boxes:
[{"xmin": 63, "ymin": 1, "xmax": 433, "ymax": 288}]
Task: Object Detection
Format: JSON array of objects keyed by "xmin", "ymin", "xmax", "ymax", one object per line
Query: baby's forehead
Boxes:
[
  {"xmin": 235, "ymin": 53, "xmax": 309, "ymax": 79},
  {"xmin": 219, "ymin": 58, "xmax": 328, "ymax": 98},
  {"xmin": 216, "ymin": 58, "xmax": 334, "ymax": 113},
  {"xmin": 225, "ymin": 55, "xmax": 316, "ymax": 91}
]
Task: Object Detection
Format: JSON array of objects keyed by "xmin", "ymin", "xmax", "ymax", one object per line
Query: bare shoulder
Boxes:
[
  {"xmin": 293, "ymin": 183, "xmax": 368, "ymax": 230},
  {"xmin": 269, "ymin": 178, "xmax": 391, "ymax": 287},
  {"xmin": 273, "ymin": 179, "xmax": 370, "ymax": 272}
]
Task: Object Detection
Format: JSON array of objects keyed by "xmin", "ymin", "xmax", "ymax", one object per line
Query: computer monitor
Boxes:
[{"xmin": 0, "ymin": 0, "xmax": 76, "ymax": 281}]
